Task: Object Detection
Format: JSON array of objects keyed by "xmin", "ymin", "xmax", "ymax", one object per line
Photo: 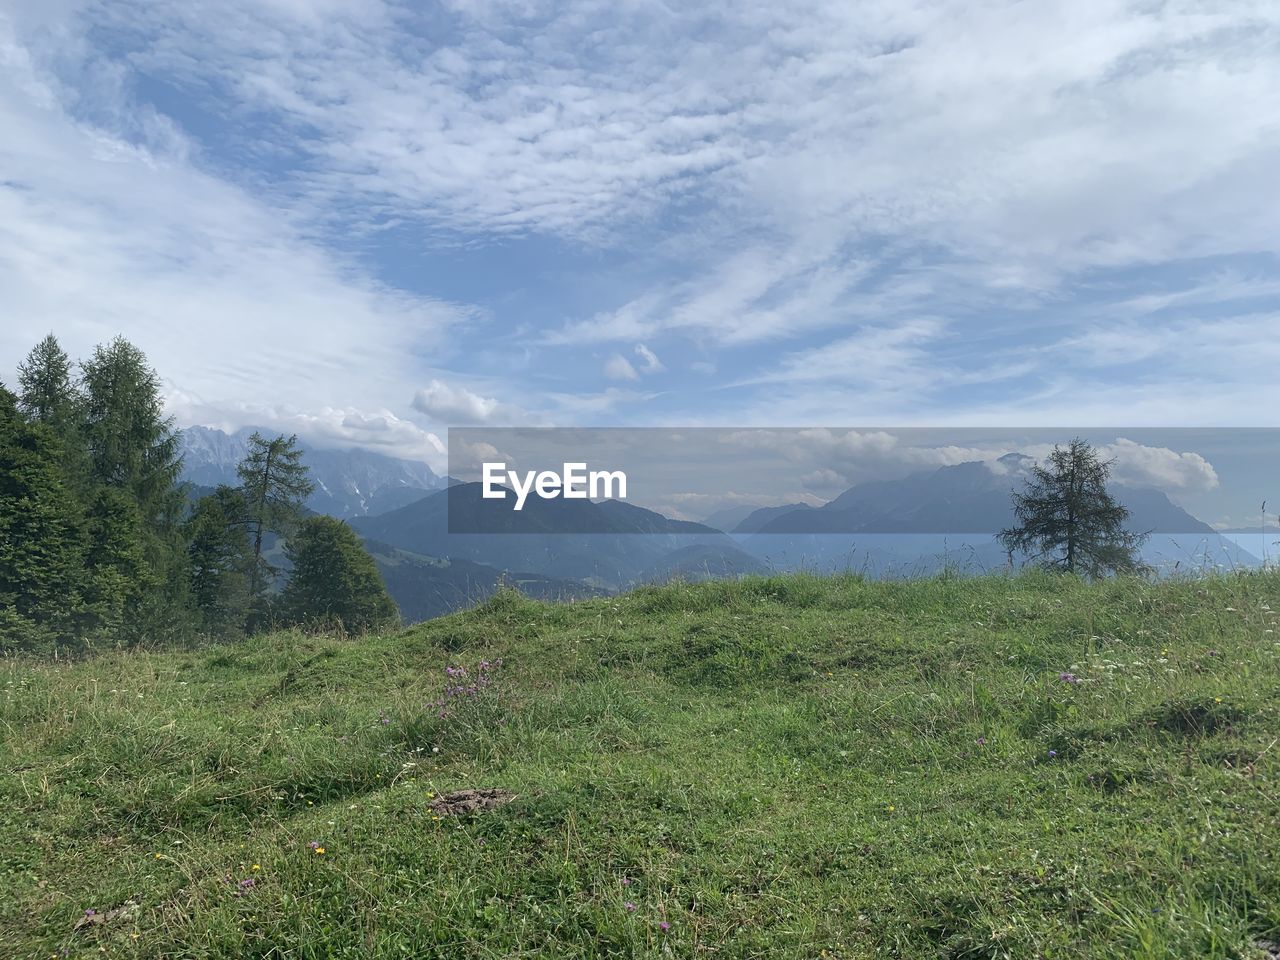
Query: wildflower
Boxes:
[
  {"xmin": 976, "ymin": 737, "xmax": 987, "ymax": 745},
  {"xmin": 1214, "ymin": 697, "xmax": 1223, "ymax": 703},
  {"xmin": 239, "ymin": 878, "xmax": 255, "ymax": 889},
  {"xmin": 621, "ymin": 878, "xmax": 632, "ymax": 886},
  {"xmin": 315, "ymin": 847, "xmax": 326, "ymax": 855},
  {"xmin": 1048, "ymin": 750, "xmax": 1057, "ymax": 758},
  {"xmin": 659, "ymin": 921, "xmax": 671, "ymax": 932},
  {"xmin": 887, "ymin": 805, "xmax": 895, "ymax": 812},
  {"xmin": 85, "ymin": 909, "xmax": 96, "ymax": 918},
  {"xmin": 252, "ymin": 863, "xmax": 260, "ymax": 871},
  {"xmin": 624, "ymin": 902, "xmax": 637, "ymax": 912},
  {"xmin": 1059, "ymin": 672, "xmax": 1080, "ymax": 684}
]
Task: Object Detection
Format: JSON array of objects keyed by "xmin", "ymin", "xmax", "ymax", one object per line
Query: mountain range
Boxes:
[
  {"xmin": 180, "ymin": 426, "xmax": 442, "ymax": 518},
  {"xmin": 730, "ymin": 455, "xmax": 1216, "ymax": 536},
  {"xmin": 180, "ymin": 428, "xmax": 1257, "ymax": 622},
  {"xmin": 351, "ymin": 482, "xmax": 760, "ymax": 590}
]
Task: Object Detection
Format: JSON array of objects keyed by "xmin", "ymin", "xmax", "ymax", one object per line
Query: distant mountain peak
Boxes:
[{"xmin": 179, "ymin": 425, "xmax": 441, "ymax": 518}]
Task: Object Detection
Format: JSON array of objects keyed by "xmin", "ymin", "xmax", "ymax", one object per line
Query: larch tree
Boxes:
[
  {"xmin": 79, "ymin": 337, "xmax": 189, "ymax": 630},
  {"xmin": 236, "ymin": 433, "xmax": 314, "ymax": 621},
  {"xmin": 997, "ymin": 438, "xmax": 1147, "ymax": 577}
]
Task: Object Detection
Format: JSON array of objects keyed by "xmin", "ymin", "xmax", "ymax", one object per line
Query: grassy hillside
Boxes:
[{"xmin": 3, "ymin": 572, "xmax": 1279, "ymax": 959}]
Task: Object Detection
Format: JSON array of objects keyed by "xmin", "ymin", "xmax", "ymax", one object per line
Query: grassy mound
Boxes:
[{"xmin": 3, "ymin": 571, "xmax": 1279, "ymax": 958}]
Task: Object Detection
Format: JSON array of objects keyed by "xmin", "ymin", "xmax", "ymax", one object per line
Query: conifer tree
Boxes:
[
  {"xmin": 0, "ymin": 383, "xmax": 87, "ymax": 647},
  {"xmin": 81, "ymin": 487, "xmax": 154, "ymax": 641},
  {"xmin": 17, "ymin": 334, "xmax": 90, "ymax": 491},
  {"xmin": 18, "ymin": 334, "xmax": 80, "ymax": 425},
  {"xmin": 186, "ymin": 485, "xmax": 254, "ymax": 635},
  {"xmin": 80, "ymin": 337, "xmax": 185, "ymax": 527},
  {"xmin": 80, "ymin": 337, "xmax": 189, "ymax": 627},
  {"xmin": 279, "ymin": 516, "xmax": 398, "ymax": 633},
  {"xmin": 998, "ymin": 438, "xmax": 1147, "ymax": 577},
  {"xmin": 237, "ymin": 433, "xmax": 314, "ymax": 616}
]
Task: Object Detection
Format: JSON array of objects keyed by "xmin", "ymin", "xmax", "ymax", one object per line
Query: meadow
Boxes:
[{"xmin": 3, "ymin": 571, "xmax": 1279, "ymax": 959}]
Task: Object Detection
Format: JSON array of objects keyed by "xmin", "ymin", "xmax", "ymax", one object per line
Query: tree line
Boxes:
[{"xmin": 1, "ymin": 334, "xmax": 397, "ymax": 653}]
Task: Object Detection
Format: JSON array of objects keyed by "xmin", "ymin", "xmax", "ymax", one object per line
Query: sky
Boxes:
[{"xmin": 3, "ymin": 0, "xmax": 1280, "ymax": 485}]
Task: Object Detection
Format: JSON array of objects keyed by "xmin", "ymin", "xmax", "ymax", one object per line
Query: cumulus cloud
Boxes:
[
  {"xmin": 1101, "ymin": 438, "xmax": 1220, "ymax": 493},
  {"xmin": 411, "ymin": 379, "xmax": 525, "ymax": 425}
]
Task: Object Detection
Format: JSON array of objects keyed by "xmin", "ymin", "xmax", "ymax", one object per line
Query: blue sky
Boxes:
[{"xmin": 3, "ymin": 0, "xmax": 1279, "ymax": 488}]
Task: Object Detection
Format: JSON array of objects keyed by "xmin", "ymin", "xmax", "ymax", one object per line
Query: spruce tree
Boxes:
[
  {"xmin": 998, "ymin": 438, "xmax": 1147, "ymax": 577},
  {"xmin": 236, "ymin": 433, "xmax": 314, "ymax": 619},
  {"xmin": 279, "ymin": 516, "xmax": 398, "ymax": 633},
  {"xmin": 186, "ymin": 485, "xmax": 254, "ymax": 636},
  {"xmin": 0, "ymin": 383, "xmax": 87, "ymax": 648}
]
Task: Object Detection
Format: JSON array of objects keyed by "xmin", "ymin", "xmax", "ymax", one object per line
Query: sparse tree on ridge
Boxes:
[
  {"xmin": 237, "ymin": 433, "xmax": 314, "ymax": 620},
  {"xmin": 279, "ymin": 516, "xmax": 398, "ymax": 633},
  {"xmin": 998, "ymin": 438, "xmax": 1147, "ymax": 577}
]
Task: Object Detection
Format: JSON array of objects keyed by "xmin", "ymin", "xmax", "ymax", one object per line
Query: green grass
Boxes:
[{"xmin": 3, "ymin": 571, "xmax": 1280, "ymax": 959}]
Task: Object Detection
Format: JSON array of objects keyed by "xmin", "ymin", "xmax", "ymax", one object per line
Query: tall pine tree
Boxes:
[
  {"xmin": 0, "ymin": 383, "xmax": 87, "ymax": 649},
  {"xmin": 17, "ymin": 334, "xmax": 89, "ymax": 493},
  {"xmin": 237, "ymin": 433, "xmax": 314, "ymax": 622},
  {"xmin": 18, "ymin": 334, "xmax": 80, "ymax": 425},
  {"xmin": 80, "ymin": 337, "xmax": 189, "ymax": 630}
]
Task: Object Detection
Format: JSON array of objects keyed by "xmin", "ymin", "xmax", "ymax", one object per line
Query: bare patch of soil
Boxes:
[{"xmin": 429, "ymin": 788, "xmax": 516, "ymax": 816}]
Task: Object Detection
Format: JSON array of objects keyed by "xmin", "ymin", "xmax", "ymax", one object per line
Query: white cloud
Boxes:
[
  {"xmin": 634, "ymin": 343, "xmax": 663, "ymax": 373},
  {"xmin": 1100, "ymin": 438, "xmax": 1220, "ymax": 493},
  {"xmin": 0, "ymin": 10, "xmax": 474, "ymax": 457},
  {"xmin": 4, "ymin": 0, "xmax": 1280, "ymax": 436},
  {"xmin": 411, "ymin": 379, "xmax": 525, "ymax": 425},
  {"xmin": 603, "ymin": 353, "xmax": 639, "ymax": 381}
]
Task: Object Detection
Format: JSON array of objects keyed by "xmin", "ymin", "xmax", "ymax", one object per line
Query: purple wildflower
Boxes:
[
  {"xmin": 239, "ymin": 878, "xmax": 255, "ymax": 889},
  {"xmin": 308, "ymin": 840, "xmax": 321, "ymax": 850},
  {"xmin": 1059, "ymin": 672, "xmax": 1080, "ymax": 684},
  {"xmin": 659, "ymin": 921, "xmax": 671, "ymax": 932},
  {"xmin": 1048, "ymin": 749, "xmax": 1057, "ymax": 758},
  {"xmin": 624, "ymin": 902, "xmax": 637, "ymax": 912},
  {"xmin": 976, "ymin": 737, "xmax": 987, "ymax": 745},
  {"xmin": 84, "ymin": 908, "xmax": 96, "ymax": 917}
]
